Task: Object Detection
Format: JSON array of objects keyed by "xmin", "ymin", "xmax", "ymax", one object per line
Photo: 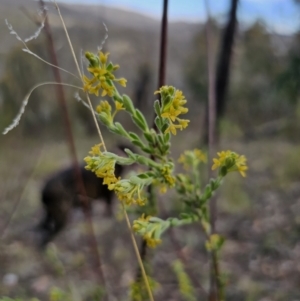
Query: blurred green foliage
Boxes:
[
  {"xmin": 185, "ymin": 20, "xmax": 300, "ymax": 136},
  {"xmin": 2, "ymin": 6, "xmax": 300, "ymax": 140}
]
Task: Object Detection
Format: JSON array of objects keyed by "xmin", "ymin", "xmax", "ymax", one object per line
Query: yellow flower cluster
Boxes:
[
  {"xmin": 155, "ymin": 86, "xmax": 190, "ymax": 135},
  {"xmin": 108, "ymin": 179, "xmax": 146, "ymax": 206},
  {"xmin": 161, "ymin": 165, "xmax": 176, "ymax": 187},
  {"xmin": 155, "ymin": 165, "xmax": 176, "ymax": 194},
  {"xmin": 84, "ymin": 144, "xmax": 118, "ymax": 186},
  {"xmin": 83, "ymin": 51, "xmax": 127, "ymax": 97},
  {"xmin": 85, "ymin": 145, "xmax": 150, "ymax": 206},
  {"xmin": 194, "ymin": 149, "xmax": 207, "ymax": 163},
  {"xmin": 96, "ymin": 100, "xmax": 113, "ymax": 124},
  {"xmin": 132, "ymin": 215, "xmax": 162, "ymax": 248},
  {"xmin": 96, "ymin": 100, "xmax": 111, "ymax": 114},
  {"xmin": 178, "ymin": 149, "xmax": 207, "ymax": 170},
  {"xmin": 96, "ymin": 100, "xmax": 124, "ymax": 125},
  {"xmin": 205, "ymin": 233, "xmax": 224, "ymax": 252},
  {"xmin": 212, "ymin": 150, "xmax": 248, "ymax": 177},
  {"xmin": 144, "ymin": 231, "xmax": 162, "ymax": 248},
  {"xmin": 114, "ymin": 101, "xmax": 125, "ymax": 112}
]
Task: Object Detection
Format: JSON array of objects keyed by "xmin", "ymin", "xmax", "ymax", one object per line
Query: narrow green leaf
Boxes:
[
  {"xmin": 132, "ymin": 140, "xmax": 145, "ymax": 148},
  {"xmin": 161, "ymin": 123, "xmax": 168, "ymax": 133},
  {"xmin": 135, "ymin": 109, "xmax": 149, "ymax": 130},
  {"xmin": 129, "ymin": 132, "xmax": 141, "ymax": 141},
  {"xmin": 164, "ymin": 132, "xmax": 171, "ymax": 143},
  {"xmin": 122, "ymin": 94, "xmax": 135, "ymax": 114},
  {"xmin": 114, "ymin": 122, "xmax": 129, "ymax": 137},
  {"xmin": 155, "ymin": 116, "xmax": 162, "ymax": 130},
  {"xmin": 154, "ymin": 99, "xmax": 161, "ymax": 116},
  {"xmin": 141, "ymin": 146, "xmax": 153, "ymax": 154},
  {"xmin": 132, "ymin": 115, "xmax": 147, "ymax": 131},
  {"xmin": 144, "ymin": 132, "xmax": 155, "ymax": 144}
]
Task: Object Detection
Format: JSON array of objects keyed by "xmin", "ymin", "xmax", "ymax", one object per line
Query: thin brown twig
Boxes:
[
  {"xmin": 38, "ymin": 1, "xmax": 108, "ymax": 295},
  {"xmin": 136, "ymin": 0, "xmax": 169, "ymax": 275},
  {"xmin": 203, "ymin": 0, "xmax": 218, "ymax": 300},
  {"xmin": 157, "ymin": 0, "xmax": 168, "ymax": 92},
  {"xmin": 135, "ymin": 0, "xmax": 169, "ymax": 274},
  {"xmin": 134, "ymin": 0, "xmax": 169, "ymax": 294},
  {"xmin": 50, "ymin": 2, "xmax": 155, "ymax": 299},
  {"xmin": 134, "ymin": 0, "xmax": 207, "ymax": 297},
  {"xmin": 204, "ymin": 1, "xmax": 239, "ymax": 299},
  {"xmin": 215, "ymin": 0, "xmax": 239, "ymax": 127}
]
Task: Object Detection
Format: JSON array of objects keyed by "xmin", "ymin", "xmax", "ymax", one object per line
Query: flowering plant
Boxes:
[
  {"xmin": 83, "ymin": 51, "xmax": 248, "ymax": 251},
  {"xmin": 2, "ymin": 6, "xmax": 248, "ymax": 297}
]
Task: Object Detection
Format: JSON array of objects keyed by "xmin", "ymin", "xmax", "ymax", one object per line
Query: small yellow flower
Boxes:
[
  {"xmin": 144, "ymin": 233, "xmax": 162, "ymax": 248},
  {"xmin": 90, "ymin": 85, "xmax": 102, "ymax": 96},
  {"xmin": 154, "ymin": 85, "xmax": 174, "ymax": 95},
  {"xmin": 143, "ymin": 221, "xmax": 163, "ymax": 248},
  {"xmin": 89, "ymin": 144, "xmax": 101, "ymax": 156},
  {"xmin": 161, "ymin": 106, "xmax": 178, "ymax": 121},
  {"xmin": 115, "ymin": 101, "xmax": 124, "ymax": 111},
  {"xmin": 194, "ymin": 149, "xmax": 207, "ymax": 163},
  {"xmin": 205, "ymin": 234, "xmax": 224, "ymax": 252},
  {"xmin": 99, "ymin": 51, "xmax": 109, "ymax": 64},
  {"xmin": 109, "ymin": 178, "xmax": 147, "ymax": 206},
  {"xmin": 113, "ymin": 64, "xmax": 120, "ymax": 71},
  {"xmin": 165, "ymin": 123, "xmax": 177, "ymax": 135},
  {"xmin": 161, "ymin": 165, "xmax": 176, "ymax": 187},
  {"xmin": 179, "ymin": 119, "xmax": 190, "ymax": 129},
  {"xmin": 87, "ymin": 67, "xmax": 107, "ymax": 77},
  {"xmin": 212, "ymin": 150, "xmax": 248, "ymax": 177},
  {"xmin": 234, "ymin": 155, "xmax": 248, "ymax": 177},
  {"xmin": 212, "ymin": 150, "xmax": 231, "ymax": 170},
  {"xmin": 96, "ymin": 100, "xmax": 111, "ymax": 114},
  {"xmin": 83, "ymin": 51, "xmax": 126, "ymax": 97},
  {"xmin": 83, "ymin": 75, "xmax": 96, "ymax": 92},
  {"xmin": 96, "ymin": 100, "xmax": 114, "ymax": 125},
  {"xmin": 172, "ymin": 90, "xmax": 188, "ymax": 114},
  {"xmin": 133, "ymin": 215, "xmax": 162, "ymax": 248},
  {"xmin": 152, "ymin": 165, "xmax": 175, "ymax": 193},
  {"xmin": 132, "ymin": 214, "xmax": 151, "ymax": 233},
  {"xmin": 103, "ymin": 175, "xmax": 119, "ymax": 186},
  {"xmin": 178, "ymin": 149, "xmax": 207, "ymax": 170},
  {"xmin": 101, "ymin": 82, "xmax": 115, "ymax": 97},
  {"xmin": 94, "ymin": 159, "xmax": 115, "ymax": 178},
  {"xmin": 116, "ymin": 78, "xmax": 127, "ymax": 87},
  {"xmin": 84, "ymin": 144, "xmax": 119, "ymax": 184},
  {"xmin": 156, "ymin": 86, "xmax": 190, "ymax": 135}
]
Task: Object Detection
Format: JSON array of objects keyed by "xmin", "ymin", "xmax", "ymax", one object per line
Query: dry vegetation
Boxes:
[
  {"xmin": 1, "ymin": 1, "xmax": 300, "ymax": 301},
  {"xmin": 1, "ymin": 131, "xmax": 300, "ymax": 300}
]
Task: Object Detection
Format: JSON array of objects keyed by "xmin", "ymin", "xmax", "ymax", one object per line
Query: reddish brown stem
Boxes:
[
  {"xmin": 158, "ymin": 0, "xmax": 168, "ymax": 92},
  {"xmin": 134, "ymin": 0, "xmax": 170, "ymax": 293},
  {"xmin": 38, "ymin": 1, "xmax": 107, "ymax": 295},
  {"xmin": 134, "ymin": 0, "xmax": 206, "ymax": 297},
  {"xmin": 203, "ymin": 0, "xmax": 218, "ymax": 300}
]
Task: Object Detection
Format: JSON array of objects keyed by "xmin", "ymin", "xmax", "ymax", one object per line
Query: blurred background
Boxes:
[{"xmin": 1, "ymin": 0, "xmax": 300, "ymax": 300}]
